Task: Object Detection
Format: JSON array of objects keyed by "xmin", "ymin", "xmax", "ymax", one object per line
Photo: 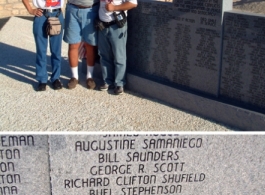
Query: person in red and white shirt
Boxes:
[{"xmin": 22, "ymin": 0, "xmax": 64, "ymax": 91}]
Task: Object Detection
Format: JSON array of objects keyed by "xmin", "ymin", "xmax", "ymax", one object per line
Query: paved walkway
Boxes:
[{"xmin": 0, "ymin": 17, "xmax": 237, "ymax": 131}]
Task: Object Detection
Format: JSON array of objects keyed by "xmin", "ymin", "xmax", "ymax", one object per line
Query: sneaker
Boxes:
[
  {"xmin": 114, "ymin": 86, "xmax": 124, "ymax": 95},
  {"xmin": 99, "ymin": 83, "xmax": 115, "ymax": 91},
  {"xmin": 37, "ymin": 83, "xmax": 47, "ymax": 91},
  {"xmin": 52, "ymin": 79, "xmax": 62, "ymax": 90},
  {"xmin": 86, "ymin": 78, "xmax": 96, "ymax": 90},
  {"xmin": 68, "ymin": 78, "xmax": 78, "ymax": 89}
]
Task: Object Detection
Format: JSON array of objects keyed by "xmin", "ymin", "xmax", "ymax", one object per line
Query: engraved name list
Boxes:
[{"xmin": 61, "ymin": 135, "xmax": 206, "ymax": 195}]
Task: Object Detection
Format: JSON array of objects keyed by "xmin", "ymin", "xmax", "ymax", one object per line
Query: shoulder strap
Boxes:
[
  {"xmin": 55, "ymin": 9, "xmax": 61, "ymax": 17},
  {"xmin": 44, "ymin": 11, "xmax": 49, "ymax": 18}
]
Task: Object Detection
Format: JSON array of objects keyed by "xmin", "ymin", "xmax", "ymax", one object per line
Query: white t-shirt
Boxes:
[
  {"xmin": 32, "ymin": 0, "xmax": 64, "ymax": 9},
  {"xmin": 99, "ymin": 0, "xmax": 137, "ymax": 22}
]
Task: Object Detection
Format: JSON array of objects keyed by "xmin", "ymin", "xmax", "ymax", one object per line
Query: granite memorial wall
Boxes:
[
  {"xmin": 221, "ymin": 11, "xmax": 265, "ymax": 111},
  {"xmin": 1, "ymin": 134, "xmax": 265, "ymax": 194},
  {"xmin": 127, "ymin": 0, "xmax": 233, "ymax": 96},
  {"xmin": 127, "ymin": 0, "xmax": 265, "ymax": 113}
]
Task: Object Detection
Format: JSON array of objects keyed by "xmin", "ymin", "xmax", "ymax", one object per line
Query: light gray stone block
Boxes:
[
  {"xmin": 0, "ymin": 135, "xmax": 50, "ymax": 195},
  {"xmin": 49, "ymin": 135, "xmax": 265, "ymax": 195},
  {"xmin": 126, "ymin": 73, "xmax": 265, "ymax": 130}
]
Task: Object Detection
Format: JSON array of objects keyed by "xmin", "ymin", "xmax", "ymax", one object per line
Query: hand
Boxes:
[
  {"xmin": 105, "ymin": 3, "xmax": 115, "ymax": 12},
  {"xmin": 30, "ymin": 8, "xmax": 43, "ymax": 17}
]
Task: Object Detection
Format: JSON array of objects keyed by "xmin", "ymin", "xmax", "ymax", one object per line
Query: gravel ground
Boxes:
[{"xmin": 0, "ymin": 17, "xmax": 238, "ymax": 131}]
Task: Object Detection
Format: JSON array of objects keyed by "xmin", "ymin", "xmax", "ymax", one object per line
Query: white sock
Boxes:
[
  {"xmin": 87, "ymin": 65, "xmax": 94, "ymax": 79},
  {"xmin": 71, "ymin": 67, "xmax": 78, "ymax": 80}
]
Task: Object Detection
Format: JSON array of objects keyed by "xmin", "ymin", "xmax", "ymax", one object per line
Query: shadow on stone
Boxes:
[
  {"xmin": 0, "ymin": 16, "xmax": 33, "ymax": 30},
  {"xmin": 0, "ymin": 42, "xmax": 70, "ymax": 90},
  {"xmin": 0, "ymin": 17, "xmax": 10, "ymax": 30},
  {"xmin": 16, "ymin": 16, "xmax": 34, "ymax": 21}
]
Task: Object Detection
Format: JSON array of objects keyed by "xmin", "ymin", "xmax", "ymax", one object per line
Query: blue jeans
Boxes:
[
  {"xmin": 33, "ymin": 11, "xmax": 64, "ymax": 83},
  {"xmin": 98, "ymin": 23, "xmax": 127, "ymax": 87}
]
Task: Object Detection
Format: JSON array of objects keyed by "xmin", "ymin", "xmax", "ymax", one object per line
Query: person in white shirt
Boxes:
[
  {"xmin": 22, "ymin": 0, "xmax": 64, "ymax": 91},
  {"xmin": 97, "ymin": 0, "xmax": 137, "ymax": 94}
]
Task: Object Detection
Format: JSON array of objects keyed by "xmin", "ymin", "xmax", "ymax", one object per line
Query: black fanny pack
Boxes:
[{"xmin": 95, "ymin": 11, "xmax": 127, "ymax": 31}]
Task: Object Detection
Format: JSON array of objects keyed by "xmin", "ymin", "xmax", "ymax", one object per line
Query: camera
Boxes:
[{"xmin": 113, "ymin": 11, "xmax": 127, "ymax": 28}]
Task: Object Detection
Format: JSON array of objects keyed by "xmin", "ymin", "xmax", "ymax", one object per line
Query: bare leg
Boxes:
[
  {"xmin": 67, "ymin": 43, "xmax": 81, "ymax": 89},
  {"xmin": 84, "ymin": 42, "xmax": 97, "ymax": 66},
  {"xmin": 84, "ymin": 42, "xmax": 97, "ymax": 89},
  {"xmin": 68, "ymin": 42, "xmax": 81, "ymax": 67}
]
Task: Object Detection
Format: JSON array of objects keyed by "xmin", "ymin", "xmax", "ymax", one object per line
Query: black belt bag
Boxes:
[{"xmin": 95, "ymin": 11, "xmax": 127, "ymax": 31}]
